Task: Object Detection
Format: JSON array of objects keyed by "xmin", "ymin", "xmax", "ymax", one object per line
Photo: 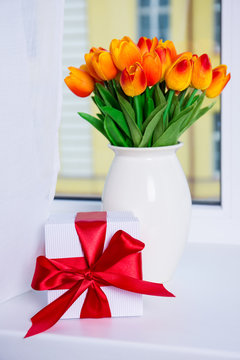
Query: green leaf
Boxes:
[
  {"xmin": 92, "ymin": 95, "xmax": 105, "ymax": 113},
  {"xmin": 152, "ymin": 113, "xmax": 167, "ymax": 144},
  {"xmin": 178, "ymin": 89, "xmax": 188, "ymax": 108},
  {"xmin": 180, "ymin": 101, "xmax": 215, "ymax": 135},
  {"xmin": 181, "ymin": 90, "xmax": 192, "ymax": 108},
  {"xmin": 101, "ymin": 106, "xmax": 131, "ymax": 138},
  {"xmin": 78, "ymin": 112, "xmax": 107, "ymax": 139},
  {"xmin": 152, "ymin": 119, "xmax": 182, "ymax": 147},
  {"xmin": 172, "ymin": 101, "xmax": 180, "ymax": 121},
  {"xmin": 169, "ymin": 94, "xmax": 178, "ymax": 121},
  {"xmin": 95, "ymin": 83, "xmax": 120, "ymax": 109},
  {"xmin": 169, "ymin": 103, "xmax": 195, "ymax": 124},
  {"xmin": 180, "ymin": 92, "xmax": 206, "ymax": 131},
  {"xmin": 163, "ymin": 89, "xmax": 175, "ymax": 128},
  {"xmin": 142, "ymin": 103, "xmax": 166, "ymax": 132},
  {"xmin": 192, "ymin": 95, "xmax": 200, "ymax": 105},
  {"xmin": 144, "ymin": 97, "xmax": 155, "ymax": 119},
  {"xmin": 154, "ymin": 83, "xmax": 167, "ymax": 107},
  {"xmin": 103, "ymin": 115, "xmax": 129, "ymax": 147},
  {"xmin": 116, "ymin": 92, "xmax": 142, "ymax": 146},
  {"xmin": 152, "ymin": 104, "xmax": 196, "ymax": 147},
  {"xmin": 145, "ymin": 86, "xmax": 150, "ymax": 99},
  {"xmin": 184, "ymin": 88, "xmax": 198, "ymax": 108},
  {"xmin": 106, "ymin": 80, "xmax": 115, "ymax": 97},
  {"xmin": 96, "ymin": 113, "xmax": 104, "ymax": 121},
  {"xmin": 112, "ymin": 79, "xmax": 129, "ymax": 102},
  {"xmin": 139, "ymin": 104, "xmax": 166, "ymax": 147}
]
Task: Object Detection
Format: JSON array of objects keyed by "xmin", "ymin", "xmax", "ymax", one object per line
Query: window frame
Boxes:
[{"xmin": 53, "ymin": 0, "xmax": 239, "ymax": 245}]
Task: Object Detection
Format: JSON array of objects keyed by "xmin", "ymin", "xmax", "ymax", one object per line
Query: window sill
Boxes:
[{"xmin": 1, "ymin": 242, "xmax": 240, "ymax": 360}]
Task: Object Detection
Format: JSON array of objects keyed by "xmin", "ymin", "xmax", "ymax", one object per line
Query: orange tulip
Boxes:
[
  {"xmin": 165, "ymin": 52, "xmax": 193, "ymax": 91},
  {"xmin": 120, "ymin": 62, "xmax": 147, "ymax": 97},
  {"xmin": 142, "ymin": 51, "xmax": 162, "ymax": 86},
  {"xmin": 206, "ymin": 65, "xmax": 231, "ymax": 98},
  {"xmin": 80, "ymin": 64, "xmax": 89, "ymax": 73},
  {"xmin": 64, "ymin": 66, "xmax": 95, "ymax": 97},
  {"xmin": 110, "ymin": 36, "xmax": 142, "ymax": 71},
  {"xmin": 155, "ymin": 39, "xmax": 177, "ymax": 80},
  {"xmin": 85, "ymin": 47, "xmax": 105, "ymax": 81},
  {"xmin": 137, "ymin": 36, "xmax": 158, "ymax": 55},
  {"xmin": 191, "ymin": 54, "xmax": 212, "ymax": 90},
  {"xmin": 91, "ymin": 49, "xmax": 118, "ymax": 81}
]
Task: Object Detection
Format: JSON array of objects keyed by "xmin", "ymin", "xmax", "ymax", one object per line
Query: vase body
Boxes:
[{"xmin": 102, "ymin": 143, "xmax": 192, "ymax": 283}]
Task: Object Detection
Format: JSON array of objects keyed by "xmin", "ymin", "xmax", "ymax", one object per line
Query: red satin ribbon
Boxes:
[{"xmin": 25, "ymin": 212, "xmax": 174, "ymax": 338}]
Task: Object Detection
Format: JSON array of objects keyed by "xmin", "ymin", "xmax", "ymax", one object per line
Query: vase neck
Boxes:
[{"xmin": 109, "ymin": 143, "xmax": 183, "ymax": 158}]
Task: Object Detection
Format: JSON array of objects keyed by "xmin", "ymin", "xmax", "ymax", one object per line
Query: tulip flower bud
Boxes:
[
  {"xmin": 155, "ymin": 39, "xmax": 177, "ymax": 80},
  {"xmin": 91, "ymin": 50, "xmax": 118, "ymax": 81},
  {"xmin": 165, "ymin": 53, "xmax": 193, "ymax": 91},
  {"xmin": 142, "ymin": 51, "xmax": 162, "ymax": 86},
  {"xmin": 110, "ymin": 36, "xmax": 142, "ymax": 71},
  {"xmin": 85, "ymin": 47, "xmax": 105, "ymax": 81},
  {"xmin": 206, "ymin": 65, "xmax": 231, "ymax": 98},
  {"xmin": 64, "ymin": 67, "xmax": 95, "ymax": 97},
  {"xmin": 120, "ymin": 62, "xmax": 147, "ymax": 97},
  {"xmin": 137, "ymin": 36, "xmax": 158, "ymax": 55},
  {"xmin": 191, "ymin": 54, "xmax": 212, "ymax": 90}
]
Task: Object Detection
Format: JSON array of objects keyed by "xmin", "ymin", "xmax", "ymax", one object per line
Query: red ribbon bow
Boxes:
[{"xmin": 25, "ymin": 212, "xmax": 174, "ymax": 337}]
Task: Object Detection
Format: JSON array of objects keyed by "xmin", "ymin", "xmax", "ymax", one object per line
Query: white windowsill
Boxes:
[{"xmin": 1, "ymin": 241, "xmax": 240, "ymax": 360}]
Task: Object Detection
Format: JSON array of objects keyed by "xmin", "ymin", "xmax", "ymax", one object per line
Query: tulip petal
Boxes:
[
  {"xmin": 164, "ymin": 40, "xmax": 177, "ymax": 59},
  {"xmin": 91, "ymin": 51, "xmax": 118, "ymax": 81},
  {"xmin": 110, "ymin": 36, "xmax": 142, "ymax": 71},
  {"xmin": 137, "ymin": 36, "xmax": 158, "ymax": 55},
  {"xmin": 142, "ymin": 51, "xmax": 162, "ymax": 86},
  {"xmin": 155, "ymin": 40, "xmax": 178, "ymax": 80},
  {"xmin": 85, "ymin": 52, "xmax": 102, "ymax": 80}
]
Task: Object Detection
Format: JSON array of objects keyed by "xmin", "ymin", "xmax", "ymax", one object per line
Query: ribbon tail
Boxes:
[
  {"xmin": 25, "ymin": 280, "xmax": 90, "ymax": 338},
  {"xmin": 95, "ymin": 272, "xmax": 175, "ymax": 297},
  {"xmin": 80, "ymin": 282, "xmax": 111, "ymax": 318}
]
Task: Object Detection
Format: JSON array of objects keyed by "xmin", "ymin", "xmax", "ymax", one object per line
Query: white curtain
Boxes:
[{"xmin": 0, "ymin": 0, "xmax": 64, "ymax": 302}]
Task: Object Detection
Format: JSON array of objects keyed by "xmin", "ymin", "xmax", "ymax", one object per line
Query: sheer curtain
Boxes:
[{"xmin": 0, "ymin": 0, "xmax": 64, "ymax": 302}]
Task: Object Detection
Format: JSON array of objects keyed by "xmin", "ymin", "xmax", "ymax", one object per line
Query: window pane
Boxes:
[
  {"xmin": 139, "ymin": 15, "xmax": 150, "ymax": 38},
  {"xmin": 140, "ymin": 0, "xmax": 150, "ymax": 6},
  {"xmin": 56, "ymin": 0, "xmax": 221, "ymax": 204},
  {"xmin": 159, "ymin": 0, "xmax": 169, "ymax": 6},
  {"xmin": 158, "ymin": 14, "xmax": 169, "ymax": 41}
]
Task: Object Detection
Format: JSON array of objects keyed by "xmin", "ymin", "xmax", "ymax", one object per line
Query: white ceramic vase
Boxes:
[{"xmin": 102, "ymin": 143, "xmax": 192, "ymax": 283}]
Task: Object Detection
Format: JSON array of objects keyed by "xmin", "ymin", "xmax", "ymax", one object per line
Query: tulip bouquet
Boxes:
[{"xmin": 65, "ymin": 36, "xmax": 230, "ymax": 147}]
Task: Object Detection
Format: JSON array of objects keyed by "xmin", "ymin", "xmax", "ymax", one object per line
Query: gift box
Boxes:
[
  {"xmin": 45, "ymin": 211, "xmax": 143, "ymax": 319},
  {"xmin": 25, "ymin": 211, "xmax": 174, "ymax": 338}
]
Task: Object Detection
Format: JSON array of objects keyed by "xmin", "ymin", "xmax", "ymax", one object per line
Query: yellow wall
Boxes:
[
  {"xmin": 88, "ymin": 0, "xmax": 137, "ymax": 180},
  {"xmin": 87, "ymin": 0, "xmax": 137, "ymax": 48}
]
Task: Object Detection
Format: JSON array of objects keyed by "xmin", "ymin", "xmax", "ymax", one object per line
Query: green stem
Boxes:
[
  {"xmin": 133, "ymin": 95, "xmax": 143, "ymax": 130},
  {"xmin": 185, "ymin": 88, "xmax": 198, "ymax": 108},
  {"xmin": 163, "ymin": 89, "xmax": 174, "ymax": 129}
]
